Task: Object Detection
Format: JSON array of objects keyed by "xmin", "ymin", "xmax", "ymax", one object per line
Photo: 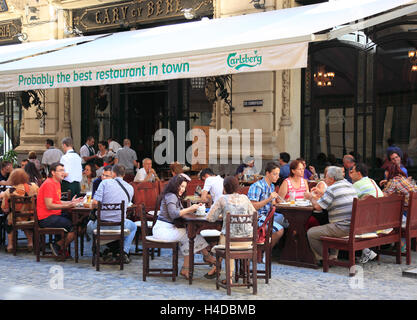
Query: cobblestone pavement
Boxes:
[{"xmin": 1, "ymin": 238, "xmax": 417, "ymax": 300}]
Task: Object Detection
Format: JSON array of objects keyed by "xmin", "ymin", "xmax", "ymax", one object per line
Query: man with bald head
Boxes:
[
  {"xmin": 114, "ymin": 139, "xmax": 139, "ymax": 175},
  {"xmin": 343, "ymin": 154, "xmax": 355, "ymax": 183}
]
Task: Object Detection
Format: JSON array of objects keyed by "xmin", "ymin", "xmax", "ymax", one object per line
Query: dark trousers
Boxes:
[{"xmin": 61, "ymin": 180, "xmax": 81, "ymax": 198}]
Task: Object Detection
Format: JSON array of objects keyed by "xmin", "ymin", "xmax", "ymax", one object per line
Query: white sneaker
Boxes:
[{"xmin": 359, "ymin": 249, "xmax": 377, "ymax": 264}]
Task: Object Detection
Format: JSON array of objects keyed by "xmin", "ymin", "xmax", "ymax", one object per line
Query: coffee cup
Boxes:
[{"xmin": 196, "ymin": 204, "xmax": 206, "ymax": 215}]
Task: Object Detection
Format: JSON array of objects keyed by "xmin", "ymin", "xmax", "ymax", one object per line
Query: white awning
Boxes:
[{"xmin": 0, "ymin": 0, "xmax": 416, "ymax": 92}]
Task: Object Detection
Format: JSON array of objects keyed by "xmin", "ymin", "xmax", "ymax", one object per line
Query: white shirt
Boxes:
[
  {"xmin": 80, "ymin": 144, "xmax": 95, "ymax": 165},
  {"xmin": 109, "ymin": 140, "xmax": 122, "ymax": 153},
  {"xmin": 203, "ymin": 175, "xmax": 224, "ymax": 204},
  {"xmin": 134, "ymin": 167, "xmax": 155, "ymax": 182},
  {"xmin": 60, "ymin": 149, "xmax": 82, "ymax": 183},
  {"xmin": 41, "ymin": 147, "xmax": 63, "ymax": 166}
]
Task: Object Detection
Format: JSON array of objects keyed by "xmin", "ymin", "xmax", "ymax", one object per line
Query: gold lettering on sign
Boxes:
[
  {"xmin": 148, "ymin": 1, "xmax": 154, "ymax": 17},
  {"xmin": 95, "ymin": 11, "xmax": 102, "ymax": 24},
  {"xmin": 176, "ymin": 0, "xmax": 183, "ymax": 13},
  {"xmin": 121, "ymin": 6, "xmax": 128, "ymax": 19},
  {"xmin": 0, "ymin": 24, "xmax": 11, "ymax": 38},
  {"xmin": 156, "ymin": 0, "xmax": 163, "ymax": 15},
  {"xmin": 103, "ymin": 8, "xmax": 110, "ymax": 24},
  {"xmin": 166, "ymin": 0, "xmax": 173, "ymax": 13},
  {"xmin": 112, "ymin": 8, "xmax": 120, "ymax": 23}
]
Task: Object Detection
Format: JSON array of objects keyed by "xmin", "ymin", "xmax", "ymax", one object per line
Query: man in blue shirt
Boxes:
[
  {"xmin": 247, "ymin": 162, "xmax": 284, "ymax": 250},
  {"xmin": 88, "ymin": 164, "xmax": 137, "ymax": 264}
]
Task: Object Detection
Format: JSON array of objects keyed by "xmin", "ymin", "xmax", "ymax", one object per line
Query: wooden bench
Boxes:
[{"xmin": 321, "ymin": 194, "xmax": 404, "ymax": 276}]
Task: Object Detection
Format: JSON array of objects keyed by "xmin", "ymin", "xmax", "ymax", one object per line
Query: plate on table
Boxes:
[{"xmin": 295, "ymin": 200, "xmax": 311, "ymax": 207}]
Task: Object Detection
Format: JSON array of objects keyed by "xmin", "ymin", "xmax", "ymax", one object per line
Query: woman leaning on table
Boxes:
[
  {"xmin": 204, "ymin": 176, "xmax": 257, "ymax": 282},
  {"xmin": 278, "ymin": 159, "xmax": 310, "ymax": 201},
  {"xmin": 151, "ymin": 174, "xmax": 216, "ymax": 280}
]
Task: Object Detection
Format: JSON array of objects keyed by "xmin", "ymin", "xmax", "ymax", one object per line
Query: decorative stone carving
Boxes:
[{"xmin": 280, "ymin": 69, "xmax": 292, "ymax": 127}]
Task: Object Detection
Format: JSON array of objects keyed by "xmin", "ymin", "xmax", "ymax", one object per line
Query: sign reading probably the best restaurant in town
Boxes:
[
  {"xmin": 73, "ymin": 0, "xmax": 214, "ymax": 33},
  {"xmin": 0, "ymin": 42, "xmax": 308, "ymax": 92}
]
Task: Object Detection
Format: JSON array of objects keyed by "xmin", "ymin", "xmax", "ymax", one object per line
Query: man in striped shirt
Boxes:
[{"xmin": 304, "ymin": 166, "xmax": 357, "ymax": 264}]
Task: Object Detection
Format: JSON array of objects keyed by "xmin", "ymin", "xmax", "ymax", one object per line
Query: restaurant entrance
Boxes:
[{"xmin": 81, "ymin": 79, "xmax": 191, "ymax": 166}]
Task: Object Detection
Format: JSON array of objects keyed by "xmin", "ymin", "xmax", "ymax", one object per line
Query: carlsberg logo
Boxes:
[{"xmin": 227, "ymin": 51, "xmax": 262, "ymax": 70}]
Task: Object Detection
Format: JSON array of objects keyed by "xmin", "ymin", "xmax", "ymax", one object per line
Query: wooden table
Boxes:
[
  {"xmin": 276, "ymin": 204, "xmax": 319, "ymax": 269},
  {"xmin": 182, "ymin": 216, "xmax": 222, "ymax": 285},
  {"xmin": 68, "ymin": 204, "xmax": 137, "ymax": 263}
]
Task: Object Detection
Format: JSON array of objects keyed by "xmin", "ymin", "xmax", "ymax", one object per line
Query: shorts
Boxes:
[
  {"xmin": 258, "ymin": 212, "xmax": 285, "ymax": 233},
  {"xmin": 38, "ymin": 212, "xmax": 73, "ymax": 232}
]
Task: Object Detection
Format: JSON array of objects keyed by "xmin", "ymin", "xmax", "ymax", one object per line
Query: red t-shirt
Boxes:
[{"xmin": 36, "ymin": 178, "xmax": 62, "ymax": 220}]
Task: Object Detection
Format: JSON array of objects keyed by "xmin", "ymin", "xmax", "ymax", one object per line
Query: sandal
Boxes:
[
  {"xmin": 6, "ymin": 247, "xmax": 13, "ymax": 253},
  {"xmin": 204, "ymin": 266, "xmax": 217, "ymax": 279},
  {"xmin": 180, "ymin": 266, "xmax": 190, "ymax": 280}
]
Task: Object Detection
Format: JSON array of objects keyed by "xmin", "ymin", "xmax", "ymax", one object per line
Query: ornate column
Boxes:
[
  {"xmin": 279, "ymin": 0, "xmax": 292, "ymax": 127},
  {"xmin": 279, "ymin": 70, "xmax": 292, "ymax": 127},
  {"xmin": 62, "ymin": 88, "xmax": 72, "ymax": 138}
]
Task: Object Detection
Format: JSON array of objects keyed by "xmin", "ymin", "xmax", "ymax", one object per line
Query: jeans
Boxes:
[{"xmin": 87, "ymin": 218, "xmax": 137, "ymax": 254}]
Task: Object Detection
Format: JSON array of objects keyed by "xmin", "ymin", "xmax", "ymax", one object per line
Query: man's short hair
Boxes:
[
  {"xmin": 103, "ymin": 165, "xmax": 113, "ymax": 172},
  {"xmin": 326, "ymin": 166, "xmax": 344, "ymax": 181},
  {"xmin": 1, "ymin": 161, "xmax": 12, "ymax": 170},
  {"xmin": 343, "ymin": 154, "xmax": 355, "ymax": 163},
  {"xmin": 265, "ymin": 161, "xmax": 280, "ymax": 174},
  {"xmin": 49, "ymin": 162, "xmax": 64, "ymax": 178},
  {"xmin": 86, "ymin": 136, "xmax": 94, "ymax": 142},
  {"xmin": 199, "ymin": 168, "xmax": 215, "ymax": 179},
  {"xmin": 46, "ymin": 139, "xmax": 54, "ymax": 146},
  {"xmin": 142, "ymin": 158, "xmax": 152, "ymax": 165},
  {"xmin": 279, "ymin": 152, "xmax": 290, "ymax": 163},
  {"xmin": 112, "ymin": 164, "xmax": 125, "ymax": 177},
  {"xmin": 61, "ymin": 137, "xmax": 73, "ymax": 147},
  {"xmin": 354, "ymin": 162, "xmax": 368, "ymax": 178},
  {"xmin": 123, "ymin": 139, "xmax": 130, "ymax": 146}
]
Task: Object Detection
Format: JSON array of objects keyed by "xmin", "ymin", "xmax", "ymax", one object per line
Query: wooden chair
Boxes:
[
  {"xmin": 403, "ymin": 192, "xmax": 417, "ymax": 264},
  {"xmin": 9, "ymin": 195, "xmax": 35, "ymax": 255},
  {"xmin": 236, "ymin": 206, "xmax": 275, "ymax": 284},
  {"xmin": 321, "ymin": 194, "xmax": 404, "ymax": 276},
  {"xmin": 237, "ymin": 186, "xmax": 250, "ymax": 195},
  {"xmin": 214, "ymin": 211, "xmax": 258, "ymax": 295},
  {"xmin": 0, "ymin": 210, "xmax": 6, "ymax": 248},
  {"xmin": 33, "ymin": 197, "xmax": 67, "ymax": 262},
  {"xmin": 130, "ymin": 182, "xmax": 160, "ymax": 254},
  {"xmin": 92, "ymin": 201, "xmax": 128, "ymax": 271},
  {"xmin": 138, "ymin": 203, "xmax": 179, "ymax": 282},
  {"xmin": 185, "ymin": 179, "xmax": 204, "ymax": 196}
]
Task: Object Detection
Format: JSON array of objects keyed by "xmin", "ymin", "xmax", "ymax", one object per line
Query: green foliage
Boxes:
[{"xmin": 0, "ymin": 149, "xmax": 18, "ymax": 167}]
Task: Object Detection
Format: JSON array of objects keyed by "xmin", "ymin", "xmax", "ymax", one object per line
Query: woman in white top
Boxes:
[{"xmin": 96, "ymin": 141, "xmax": 115, "ymax": 166}]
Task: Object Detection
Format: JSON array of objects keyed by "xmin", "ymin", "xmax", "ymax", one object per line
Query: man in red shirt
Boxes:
[{"xmin": 37, "ymin": 162, "xmax": 82, "ymax": 257}]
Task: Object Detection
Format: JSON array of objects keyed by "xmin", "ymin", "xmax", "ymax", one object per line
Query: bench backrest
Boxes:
[
  {"xmin": 349, "ymin": 193, "xmax": 403, "ymax": 241},
  {"xmin": 406, "ymin": 191, "xmax": 417, "ymax": 232},
  {"xmin": 130, "ymin": 181, "xmax": 159, "ymax": 212}
]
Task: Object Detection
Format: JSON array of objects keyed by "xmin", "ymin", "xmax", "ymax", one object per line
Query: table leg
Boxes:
[
  {"xmin": 73, "ymin": 214, "xmax": 79, "ymax": 263},
  {"xmin": 188, "ymin": 234, "xmax": 195, "ymax": 285}
]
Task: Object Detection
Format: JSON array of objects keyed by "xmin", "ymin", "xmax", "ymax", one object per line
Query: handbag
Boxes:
[{"xmin": 257, "ymin": 206, "xmax": 275, "ymax": 244}]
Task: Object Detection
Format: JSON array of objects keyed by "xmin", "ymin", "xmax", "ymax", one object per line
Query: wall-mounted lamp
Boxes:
[
  {"xmin": 64, "ymin": 26, "xmax": 83, "ymax": 36},
  {"xmin": 409, "ymin": 50, "xmax": 417, "ymax": 72},
  {"xmin": 15, "ymin": 33, "xmax": 28, "ymax": 42},
  {"xmin": 182, "ymin": 8, "xmax": 196, "ymax": 20},
  {"xmin": 250, "ymin": 0, "xmax": 265, "ymax": 9}
]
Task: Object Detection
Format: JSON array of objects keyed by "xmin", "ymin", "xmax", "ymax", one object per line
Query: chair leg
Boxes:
[
  {"xmin": 322, "ymin": 243, "xmax": 329, "ymax": 273},
  {"xmin": 80, "ymin": 233, "xmax": 84, "ymax": 256},
  {"xmin": 172, "ymin": 247, "xmax": 176, "ymax": 282},
  {"xmin": 96, "ymin": 237, "xmax": 100, "ymax": 271},
  {"xmin": 412, "ymin": 238, "xmax": 416, "ymax": 251},
  {"xmin": 406, "ymin": 236, "xmax": 411, "ymax": 265},
  {"xmin": 143, "ymin": 246, "xmax": 148, "ymax": 281},
  {"xmin": 252, "ymin": 256, "xmax": 257, "ymax": 295},
  {"xmin": 396, "ymin": 240, "xmax": 402, "ymax": 264},
  {"xmin": 225, "ymin": 255, "xmax": 231, "ymax": 295},
  {"xmin": 215, "ymin": 254, "xmax": 220, "ymax": 290},
  {"xmin": 349, "ymin": 249, "xmax": 355, "ymax": 277},
  {"xmin": 119, "ymin": 239, "xmax": 124, "ymax": 271}
]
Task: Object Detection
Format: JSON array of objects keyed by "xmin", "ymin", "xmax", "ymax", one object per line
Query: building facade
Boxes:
[{"xmin": 0, "ymin": 0, "xmax": 416, "ymax": 178}]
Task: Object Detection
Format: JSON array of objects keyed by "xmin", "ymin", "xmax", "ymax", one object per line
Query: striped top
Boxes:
[
  {"xmin": 353, "ymin": 177, "xmax": 383, "ymax": 199},
  {"xmin": 317, "ymin": 179, "xmax": 357, "ymax": 229},
  {"xmin": 284, "ymin": 177, "xmax": 307, "ymax": 200}
]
